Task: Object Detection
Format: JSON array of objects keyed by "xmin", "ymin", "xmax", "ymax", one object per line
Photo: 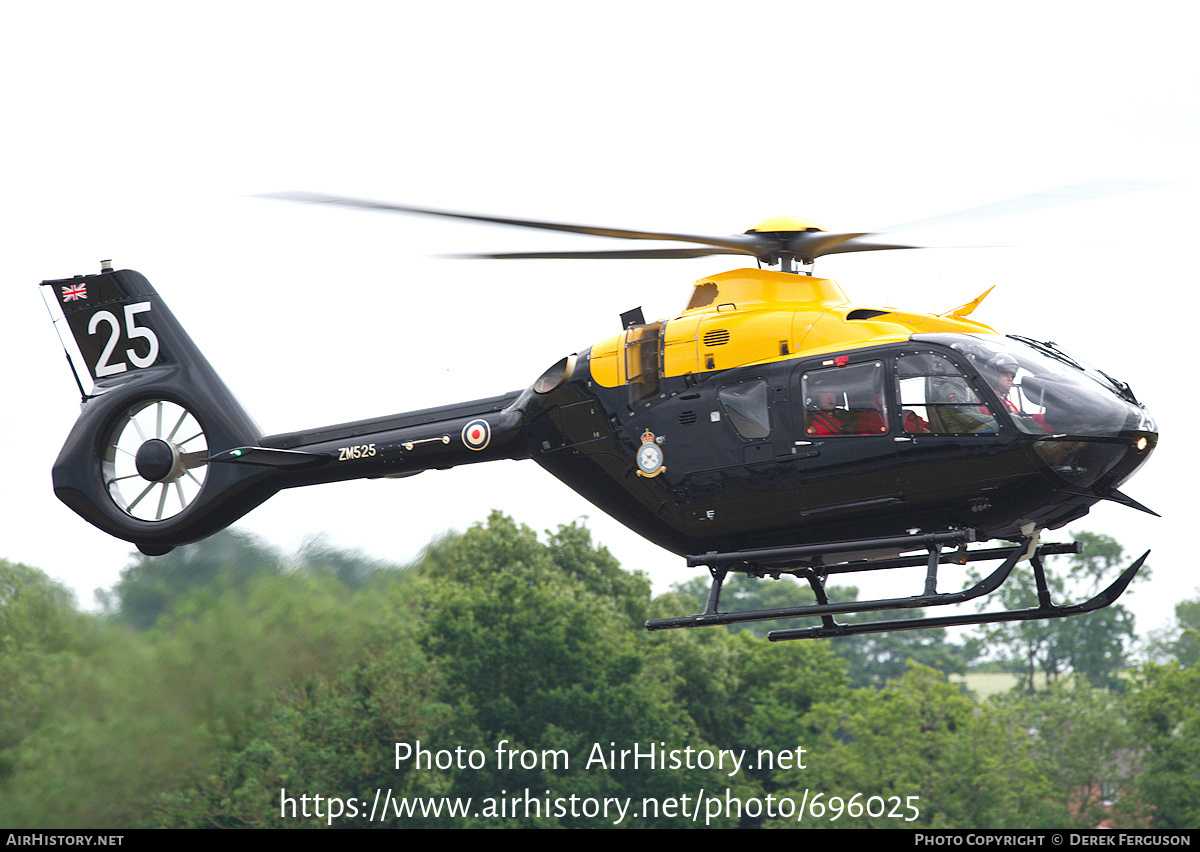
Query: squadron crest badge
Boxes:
[{"xmin": 635, "ymin": 429, "xmax": 665, "ymax": 478}]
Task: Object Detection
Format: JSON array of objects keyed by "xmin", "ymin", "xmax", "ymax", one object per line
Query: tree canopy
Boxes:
[
  {"xmin": 0, "ymin": 519, "xmax": 1191, "ymax": 829},
  {"xmin": 968, "ymin": 533, "xmax": 1143, "ymax": 692}
]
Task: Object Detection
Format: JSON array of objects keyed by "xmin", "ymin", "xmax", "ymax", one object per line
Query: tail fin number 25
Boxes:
[{"xmin": 87, "ymin": 302, "xmax": 159, "ymax": 377}]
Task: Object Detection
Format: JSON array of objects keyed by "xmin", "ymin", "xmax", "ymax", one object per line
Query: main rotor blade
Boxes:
[
  {"xmin": 442, "ymin": 247, "xmax": 751, "ymax": 260},
  {"xmin": 264, "ymin": 191, "xmax": 763, "ymax": 254},
  {"xmin": 804, "ymin": 236, "xmax": 923, "ymax": 257},
  {"xmin": 775, "ymin": 230, "xmax": 923, "ymax": 260},
  {"xmin": 446, "ymin": 240, "xmax": 921, "ymax": 261},
  {"xmin": 878, "ymin": 180, "xmax": 1165, "ymax": 233}
]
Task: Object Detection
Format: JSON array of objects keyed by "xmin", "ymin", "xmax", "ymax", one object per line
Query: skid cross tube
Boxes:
[
  {"xmin": 682, "ymin": 529, "xmax": 977, "ymax": 569},
  {"xmin": 789, "ymin": 541, "xmax": 1082, "ymax": 578}
]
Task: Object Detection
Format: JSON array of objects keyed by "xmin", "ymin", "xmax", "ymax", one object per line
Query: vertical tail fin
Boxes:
[{"xmin": 42, "ymin": 266, "xmax": 275, "ymax": 553}]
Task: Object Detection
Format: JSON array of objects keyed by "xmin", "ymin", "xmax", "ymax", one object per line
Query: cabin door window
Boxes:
[
  {"xmin": 800, "ymin": 361, "xmax": 889, "ymax": 436},
  {"xmin": 718, "ymin": 379, "xmax": 771, "ymax": 440},
  {"xmin": 896, "ymin": 353, "xmax": 1000, "ymax": 435}
]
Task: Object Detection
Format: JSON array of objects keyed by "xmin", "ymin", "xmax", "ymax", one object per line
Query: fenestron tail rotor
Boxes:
[{"xmin": 104, "ymin": 399, "xmax": 209, "ymax": 522}]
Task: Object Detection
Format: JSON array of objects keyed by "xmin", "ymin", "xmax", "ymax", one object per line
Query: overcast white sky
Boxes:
[{"xmin": 3, "ymin": 2, "xmax": 1196, "ymax": 636}]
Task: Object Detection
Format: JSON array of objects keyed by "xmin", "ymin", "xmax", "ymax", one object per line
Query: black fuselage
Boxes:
[{"xmin": 524, "ymin": 337, "xmax": 1155, "ymax": 558}]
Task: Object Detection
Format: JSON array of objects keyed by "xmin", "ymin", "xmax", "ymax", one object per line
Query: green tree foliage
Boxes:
[
  {"xmin": 970, "ymin": 533, "xmax": 1142, "ymax": 691},
  {"xmin": 1, "ymin": 554, "xmax": 432, "ymax": 827},
  {"xmin": 100, "ymin": 529, "xmax": 284, "ymax": 629},
  {"xmin": 666, "ymin": 571, "xmax": 974, "ymax": 688},
  {"xmin": 408, "ymin": 513, "xmax": 760, "ymax": 826},
  {"xmin": 793, "ymin": 665, "xmax": 1057, "ymax": 828},
  {"xmin": 2, "ymin": 520, "xmax": 1180, "ymax": 829},
  {"xmin": 1123, "ymin": 662, "xmax": 1200, "ymax": 828},
  {"xmin": 643, "ymin": 606, "xmax": 845, "ymax": 809},
  {"xmin": 293, "ymin": 533, "xmax": 403, "ymax": 591},
  {"xmin": 998, "ymin": 685, "xmax": 1145, "ymax": 828},
  {"xmin": 1172, "ymin": 597, "xmax": 1200, "ymax": 666},
  {"xmin": 0, "ymin": 560, "xmax": 93, "ymax": 782},
  {"xmin": 1144, "ymin": 591, "xmax": 1200, "ymax": 667},
  {"xmin": 153, "ymin": 618, "xmax": 443, "ymax": 828}
]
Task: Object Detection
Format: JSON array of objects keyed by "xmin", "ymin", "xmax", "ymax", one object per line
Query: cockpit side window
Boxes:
[
  {"xmin": 909, "ymin": 333, "xmax": 1151, "ymax": 439},
  {"xmin": 897, "ymin": 353, "xmax": 999, "ymax": 435},
  {"xmin": 800, "ymin": 361, "xmax": 888, "ymax": 436},
  {"xmin": 718, "ymin": 380, "xmax": 771, "ymax": 440}
]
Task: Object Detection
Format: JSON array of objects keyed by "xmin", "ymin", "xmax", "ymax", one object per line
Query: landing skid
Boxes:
[{"xmin": 644, "ymin": 529, "xmax": 1149, "ymax": 641}]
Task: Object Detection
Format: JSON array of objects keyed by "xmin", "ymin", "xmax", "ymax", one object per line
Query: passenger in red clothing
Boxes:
[
  {"xmin": 853, "ymin": 393, "xmax": 929, "ymax": 435},
  {"xmin": 854, "ymin": 393, "xmax": 888, "ymax": 434},
  {"xmin": 807, "ymin": 388, "xmax": 845, "ymax": 435},
  {"xmin": 903, "ymin": 410, "xmax": 931, "ymax": 434}
]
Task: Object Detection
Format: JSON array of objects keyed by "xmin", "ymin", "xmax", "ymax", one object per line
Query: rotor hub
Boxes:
[
  {"xmin": 744, "ymin": 216, "xmax": 825, "ymax": 234},
  {"xmin": 135, "ymin": 438, "xmax": 180, "ymax": 483}
]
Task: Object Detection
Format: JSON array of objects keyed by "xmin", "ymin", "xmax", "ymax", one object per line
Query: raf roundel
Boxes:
[{"xmin": 462, "ymin": 418, "xmax": 491, "ymax": 451}]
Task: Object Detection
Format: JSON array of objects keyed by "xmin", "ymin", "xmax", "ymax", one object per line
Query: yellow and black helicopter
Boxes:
[{"xmin": 41, "ymin": 189, "xmax": 1157, "ymax": 640}]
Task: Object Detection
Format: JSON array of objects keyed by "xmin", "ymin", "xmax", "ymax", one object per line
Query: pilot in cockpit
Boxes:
[{"xmin": 986, "ymin": 353, "xmax": 1052, "ymax": 433}]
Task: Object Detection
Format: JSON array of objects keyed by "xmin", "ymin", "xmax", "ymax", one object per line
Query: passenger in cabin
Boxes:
[
  {"xmin": 854, "ymin": 405, "xmax": 885, "ymax": 433},
  {"xmin": 806, "ymin": 380, "xmax": 846, "ymax": 435},
  {"xmin": 903, "ymin": 410, "xmax": 931, "ymax": 434},
  {"xmin": 849, "ymin": 391, "xmax": 931, "ymax": 436},
  {"xmin": 853, "ymin": 392, "xmax": 931, "ymax": 435},
  {"xmin": 853, "ymin": 393, "xmax": 887, "ymax": 434}
]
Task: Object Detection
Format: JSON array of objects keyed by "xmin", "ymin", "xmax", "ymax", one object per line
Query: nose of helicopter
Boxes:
[
  {"xmin": 1030, "ymin": 393, "xmax": 1156, "ymax": 503},
  {"xmin": 1123, "ymin": 407, "xmax": 1158, "ymax": 482},
  {"xmin": 945, "ymin": 333, "xmax": 1156, "ymax": 501}
]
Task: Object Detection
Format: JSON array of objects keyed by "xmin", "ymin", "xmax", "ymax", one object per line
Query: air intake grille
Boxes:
[{"xmin": 702, "ymin": 329, "xmax": 730, "ymax": 346}]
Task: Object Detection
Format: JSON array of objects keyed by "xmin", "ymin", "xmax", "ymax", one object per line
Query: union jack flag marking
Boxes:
[{"xmin": 61, "ymin": 283, "xmax": 87, "ymax": 302}]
